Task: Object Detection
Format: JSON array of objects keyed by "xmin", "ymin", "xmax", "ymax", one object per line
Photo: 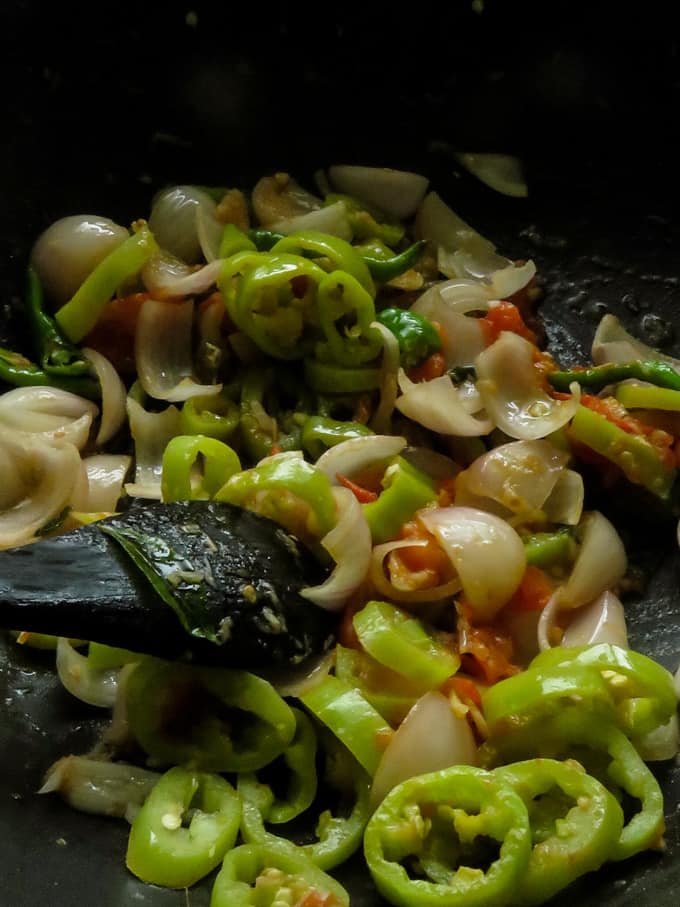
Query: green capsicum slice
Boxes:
[
  {"xmin": 161, "ymin": 435, "xmax": 242, "ymax": 502},
  {"xmin": 315, "ymin": 270, "xmax": 383, "ymax": 367},
  {"xmin": 271, "ymin": 230, "xmax": 374, "ymax": 294},
  {"xmin": 180, "ymin": 392, "xmax": 241, "ymax": 442},
  {"xmin": 364, "ymin": 764, "xmax": 532, "ymax": 907},
  {"xmin": 301, "ymin": 414, "xmax": 373, "ymax": 460},
  {"xmin": 334, "ymin": 644, "xmax": 421, "ymax": 726},
  {"xmin": 126, "ymin": 766, "xmax": 240, "ymax": 889},
  {"xmin": 363, "ymin": 457, "xmax": 437, "ymax": 544},
  {"xmin": 125, "ymin": 658, "xmax": 296, "ymax": 772}
]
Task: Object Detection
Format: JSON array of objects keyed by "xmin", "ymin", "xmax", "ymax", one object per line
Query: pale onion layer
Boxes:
[
  {"xmin": 419, "ymin": 506, "xmax": 526, "ymax": 621},
  {"xmin": 0, "ymin": 386, "xmax": 98, "ymax": 450},
  {"xmin": 271, "ymin": 201, "xmax": 352, "ymax": 241},
  {"xmin": 125, "ymin": 397, "xmax": 181, "ymax": 499},
  {"xmin": 82, "ymin": 347, "xmax": 127, "ymax": 445},
  {"xmin": 142, "ymin": 255, "xmax": 223, "ymax": 300},
  {"xmin": 593, "ymin": 313, "xmax": 680, "ymax": 372},
  {"xmin": 561, "ymin": 590, "xmax": 629, "ymax": 648},
  {"xmin": 369, "ymin": 538, "xmax": 462, "ymax": 605},
  {"xmin": 542, "ymin": 469, "xmax": 585, "ymax": 526},
  {"xmin": 315, "ymin": 435, "xmax": 407, "ymax": 485},
  {"xmin": 410, "ymin": 279, "xmax": 491, "ymax": 368},
  {"xmin": 56, "ymin": 637, "xmax": 119, "ymax": 708},
  {"xmin": 329, "ymin": 166, "xmax": 429, "ymax": 220},
  {"xmin": 396, "ymin": 371, "xmax": 492, "ymax": 437},
  {"xmin": 475, "ymin": 332, "xmax": 581, "ymax": 440},
  {"xmin": 369, "ymin": 321, "xmax": 401, "ymax": 434},
  {"xmin": 557, "ymin": 511, "xmax": 627, "ymax": 609},
  {"xmin": 80, "ymin": 454, "xmax": 132, "ymax": 512}
]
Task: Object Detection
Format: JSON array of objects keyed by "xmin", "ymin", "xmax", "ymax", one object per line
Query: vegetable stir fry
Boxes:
[{"xmin": 2, "ymin": 165, "xmax": 680, "ymax": 906}]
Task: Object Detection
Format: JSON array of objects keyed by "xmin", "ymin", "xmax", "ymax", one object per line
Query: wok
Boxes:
[{"xmin": 1, "ymin": 4, "xmax": 680, "ymax": 905}]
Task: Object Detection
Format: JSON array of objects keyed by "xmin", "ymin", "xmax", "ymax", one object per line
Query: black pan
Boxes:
[{"xmin": 2, "ymin": 4, "xmax": 680, "ymax": 905}]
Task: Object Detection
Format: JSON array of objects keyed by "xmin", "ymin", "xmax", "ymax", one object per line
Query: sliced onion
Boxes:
[
  {"xmin": 39, "ymin": 756, "xmax": 160, "ymax": 821},
  {"xmin": 82, "ymin": 347, "xmax": 126, "ymax": 445},
  {"xmin": 148, "ymin": 185, "xmax": 217, "ymax": 263},
  {"xmin": 0, "ymin": 386, "xmax": 98, "ymax": 450},
  {"xmin": 558, "ymin": 511, "xmax": 627, "ymax": 609},
  {"xmin": 636, "ymin": 713, "xmax": 679, "ymax": 762},
  {"xmin": 456, "ymin": 440, "xmax": 568, "ymax": 516},
  {"xmin": 476, "ymin": 332, "xmax": 581, "ymax": 440},
  {"xmin": 455, "ymin": 153, "xmax": 528, "ymax": 198},
  {"xmin": 489, "ymin": 260, "xmax": 536, "ymax": 298},
  {"xmin": 592, "ymin": 313, "xmax": 680, "ymax": 371},
  {"xmin": 411, "ymin": 280, "xmax": 491, "ymax": 367},
  {"xmin": 543, "ymin": 469, "xmax": 584, "ymax": 525},
  {"xmin": 56, "ymin": 637, "xmax": 119, "ymax": 707},
  {"xmin": 271, "ymin": 201, "xmax": 352, "ymax": 241},
  {"xmin": 301, "ymin": 487, "xmax": 372, "ymax": 612},
  {"xmin": 315, "ymin": 435, "xmax": 407, "ymax": 484},
  {"xmin": 135, "ymin": 298, "xmax": 222, "ymax": 402},
  {"xmin": 561, "ymin": 590, "xmax": 629, "ymax": 648},
  {"xmin": 420, "ymin": 506, "xmax": 526, "ymax": 621},
  {"xmin": 328, "ymin": 165, "xmax": 429, "ymax": 220},
  {"xmin": 31, "ymin": 215, "xmax": 129, "ymax": 306},
  {"xmin": 0, "ymin": 442, "xmax": 28, "ymax": 509},
  {"xmin": 396, "ymin": 371, "xmax": 492, "ymax": 437},
  {"xmin": 252, "ymin": 174, "xmax": 322, "ymax": 226},
  {"xmin": 537, "ymin": 591, "xmax": 564, "ymax": 651},
  {"xmin": 80, "ymin": 454, "xmax": 132, "ymax": 512},
  {"xmin": 401, "ymin": 447, "xmax": 460, "ymax": 482},
  {"xmin": 142, "ymin": 254, "xmax": 223, "ymax": 300},
  {"xmin": 125, "ymin": 397, "xmax": 181, "ymax": 499},
  {"xmin": 369, "ymin": 321, "xmax": 401, "ymax": 434},
  {"xmin": 370, "ymin": 538, "xmax": 462, "ymax": 604},
  {"xmin": 0, "ymin": 438, "xmax": 83, "ymax": 548},
  {"xmin": 371, "ymin": 691, "xmax": 477, "ymax": 808},
  {"xmin": 259, "ymin": 651, "xmax": 335, "ymax": 699},
  {"xmin": 196, "ymin": 202, "xmax": 224, "ymax": 262}
]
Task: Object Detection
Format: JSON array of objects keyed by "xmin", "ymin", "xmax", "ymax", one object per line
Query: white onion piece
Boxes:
[
  {"xmin": 456, "ymin": 440, "xmax": 568, "ymax": 515},
  {"xmin": 328, "ymin": 165, "xmax": 429, "ymax": 220},
  {"xmin": 415, "ymin": 192, "xmax": 509, "ymax": 275},
  {"xmin": 39, "ymin": 756, "xmax": 160, "ymax": 821},
  {"xmin": 301, "ymin": 487, "xmax": 372, "ymax": 612},
  {"xmin": 489, "ymin": 260, "xmax": 536, "ymax": 298},
  {"xmin": 142, "ymin": 255, "xmax": 223, "ymax": 300},
  {"xmin": 476, "ymin": 332, "xmax": 581, "ymax": 440},
  {"xmin": 56, "ymin": 637, "xmax": 119, "ymax": 708},
  {"xmin": 260, "ymin": 651, "xmax": 335, "ymax": 699},
  {"xmin": 558, "ymin": 512, "xmax": 627, "ymax": 610},
  {"xmin": 370, "ymin": 321, "xmax": 400, "ymax": 434},
  {"xmin": 0, "ymin": 443, "xmax": 28, "ymax": 509},
  {"xmin": 126, "ymin": 397, "xmax": 181, "ymax": 499},
  {"xmin": 196, "ymin": 202, "xmax": 224, "ymax": 262},
  {"xmin": 271, "ymin": 201, "xmax": 352, "ymax": 241},
  {"xmin": 411, "ymin": 281, "xmax": 491, "ymax": 368},
  {"xmin": 592, "ymin": 314, "xmax": 680, "ymax": 372},
  {"xmin": 396, "ymin": 371, "xmax": 492, "ymax": 437},
  {"xmin": 561, "ymin": 590, "xmax": 629, "ymax": 648},
  {"xmin": 252, "ymin": 174, "xmax": 322, "ymax": 226},
  {"xmin": 80, "ymin": 454, "xmax": 132, "ymax": 512},
  {"xmin": 31, "ymin": 215, "xmax": 129, "ymax": 306},
  {"xmin": 537, "ymin": 591, "xmax": 563, "ymax": 651},
  {"xmin": 370, "ymin": 538, "xmax": 462, "ymax": 604},
  {"xmin": 315, "ymin": 435, "xmax": 407, "ymax": 484},
  {"xmin": 420, "ymin": 506, "xmax": 526, "ymax": 620},
  {"xmin": 0, "ymin": 438, "xmax": 83, "ymax": 548},
  {"xmin": 135, "ymin": 298, "xmax": 222, "ymax": 402},
  {"xmin": 455, "ymin": 153, "xmax": 528, "ymax": 198},
  {"xmin": 637, "ymin": 714, "xmax": 680, "ymax": 762},
  {"xmin": 0, "ymin": 386, "xmax": 98, "ymax": 450},
  {"xmin": 148, "ymin": 185, "xmax": 217, "ymax": 263},
  {"xmin": 371, "ymin": 692, "xmax": 477, "ymax": 808},
  {"xmin": 401, "ymin": 447, "xmax": 460, "ymax": 481},
  {"xmin": 82, "ymin": 347, "xmax": 126, "ymax": 445},
  {"xmin": 543, "ymin": 469, "xmax": 584, "ymax": 525}
]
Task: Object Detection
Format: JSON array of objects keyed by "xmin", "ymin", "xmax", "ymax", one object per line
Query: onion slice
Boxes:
[
  {"xmin": 329, "ymin": 165, "xmax": 429, "ymax": 220},
  {"xmin": 561, "ymin": 590, "xmax": 629, "ymax": 648},
  {"xmin": 557, "ymin": 511, "xmax": 627, "ymax": 609},
  {"xmin": 370, "ymin": 538, "xmax": 462, "ymax": 604},
  {"xmin": 396, "ymin": 371, "xmax": 492, "ymax": 437},
  {"xmin": 271, "ymin": 201, "xmax": 352, "ymax": 240},
  {"xmin": 82, "ymin": 347, "xmax": 126, "ymax": 445},
  {"xmin": 301, "ymin": 487, "xmax": 372, "ymax": 612},
  {"xmin": 125, "ymin": 397, "xmax": 181, "ymax": 499},
  {"xmin": 543, "ymin": 469, "xmax": 584, "ymax": 526},
  {"xmin": 142, "ymin": 255, "xmax": 223, "ymax": 300},
  {"xmin": 56, "ymin": 637, "xmax": 119, "ymax": 708},
  {"xmin": 411, "ymin": 280, "xmax": 491, "ymax": 368},
  {"xmin": 476, "ymin": 332, "xmax": 581, "ymax": 440},
  {"xmin": 135, "ymin": 298, "xmax": 222, "ymax": 402},
  {"xmin": 315, "ymin": 435, "xmax": 407, "ymax": 484},
  {"xmin": 80, "ymin": 454, "xmax": 132, "ymax": 513},
  {"xmin": 420, "ymin": 506, "xmax": 526, "ymax": 621},
  {"xmin": 371, "ymin": 691, "xmax": 477, "ymax": 808},
  {"xmin": 455, "ymin": 153, "xmax": 528, "ymax": 198},
  {"xmin": 0, "ymin": 386, "xmax": 98, "ymax": 450},
  {"xmin": 369, "ymin": 321, "xmax": 400, "ymax": 434},
  {"xmin": 592, "ymin": 313, "xmax": 680, "ymax": 372}
]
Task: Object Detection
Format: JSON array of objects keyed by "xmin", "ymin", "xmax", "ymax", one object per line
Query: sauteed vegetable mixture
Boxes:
[{"xmin": 2, "ymin": 165, "xmax": 679, "ymax": 906}]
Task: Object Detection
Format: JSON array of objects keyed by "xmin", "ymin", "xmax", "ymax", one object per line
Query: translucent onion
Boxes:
[
  {"xmin": 592, "ymin": 313, "xmax": 680, "ymax": 371},
  {"xmin": 475, "ymin": 332, "xmax": 581, "ymax": 440},
  {"xmin": 259, "ymin": 651, "xmax": 335, "ymax": 699},
  {"xmin": 56, "ymin": 637, "xmax": 119, "ymax": 708},
  {"xmin": 301, "ymin": 487, "xmax": 372, "ymax": 612},
  {"xmin": 637, "ymin": 714, "xmax": 680, "ymax": 762},
  {"xmin": 0, "ymin": 438, "xmax": 83, "ymax": 548},
  {"xmin": 0, "ymin": 442, "xmax": 28, "ymax": 509},
  {"xmin": 561, "ymin": 590, "xmax": 629, "ymax": 648},
  {"xmin": 148, "ymin": 185, "xmax": 217, "ymax": 263},
  {"xmin": 419, "ymin": 506, "xmax": 526, "ymax": 621},
  {"xmin": 455, "ymin": 440, "xmax": 569, "ymax": 516},
  {"xmin": 369, "ymin": 321, "xmax": 401, "ymax": 434},
  {"xmin": 135, "ymin": 298, "xmax": 222, "ymax": 402},
  {"xmin": 251, "ymin": 174, "xmax": 322, "ymax": 226},
  {"xmin": 125, "ymin": 397, "xmax": 181, "ymax": 499},
  {"xmin": 142, "ymin": 254, "xmax": 223, "ymax": 300},
  {"xmin": 80, "ymin": 454, "xmax": 132, "ymax": 512},
  {"xmin": 0, "ymin": 386, "xmax": 98, "ymax": 450},
  {"xmin": 542, "ymin": 469, "xmax": 584, "ymax": 525},
  {"xmin": 196, "ymin": 202, "xmax": 224, "ymax": 262},
  {"xmin": 488, "ymin": 260, "xmax": 536, "ymax": 299},
  {"xmin": 39, "ymin": 756, "xmax": 160, "ymax": 821},
  {"xmin": 370, "ymin": 691, "xmax": 477, "ymax": 808},
  {"xmin": 411, "ymin": 279, "xmax": 492, "ymax": 367},
  {"xmin": 370, "ymin": 538, "xmax": 462, "ymax": 604},
  {"xmin": 315, "ymin": 435, "xmax": 407, "ymax": 484},
  {"xmin": 82, "ymin": 347, "xmax": 126, "ymax": 445},
  {"xmin": 31, "ymin": 215, "xmax": 129, "ymax": 306},
  {"xmin": 328, "ymin": 165, "xmax": 429, "ymax": 220},
  {"xmin": 396, "ymin": 371, "xmax": 492, "ymax": 437},
  {"xmin": 271, "ymin": 201, "xmax": 352, "ymax": 241},
  {"xmin": 454, "ymin": 153, "xmax": 528, "ymax": 198},
  {"xmin": 558, "ymin": 511, "xmax": 627, "ymax": 609}
]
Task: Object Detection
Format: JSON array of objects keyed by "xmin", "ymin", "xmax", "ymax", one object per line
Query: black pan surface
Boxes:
[{"xmin": 2, "ymin": 4, "xmax": 680, "ymax": 905}]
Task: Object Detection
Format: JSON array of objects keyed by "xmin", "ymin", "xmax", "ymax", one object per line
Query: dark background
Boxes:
[{"xmin": 2, "ymin": 2, "xmax": 680, "ymax": 904}]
